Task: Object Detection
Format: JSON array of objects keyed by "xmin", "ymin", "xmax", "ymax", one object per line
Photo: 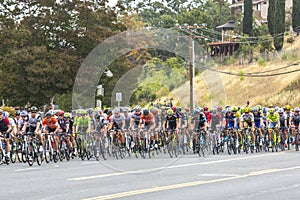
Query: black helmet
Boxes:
[
  {"xmin": 94, "ymin": 112, "xmax": 100, "ymax": 119},
  {"xmin": 143, "ymin": 109, "xmax": 149, "ymax": 116},
  {"xmin": 45, "ymin": 112, "xmax": 52, "ymax": 117},
  {"xmin": 31, "ymin": 106, "xmax": 38, "ymax": 112},
  {"xmin": 15, "ymin": 110, "xmax": 21, "ymax": 115}
]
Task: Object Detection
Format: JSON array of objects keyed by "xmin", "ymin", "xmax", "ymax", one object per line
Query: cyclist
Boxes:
[
  {"xmin": 192, "ymin": 108, "xmax": 207, "ymax": 153},
  {"xmin": 240, "ymin": 107, "xmax": 255, "ymax": 147},
  {"xmin": 291, "ymin": 107, "xmax": 300, "ymax": 145},
  {"xmin": 223, "ymin": 108, "xmax": 237, "ymax": 146},
  {"xmin": 164, "ymin": 108, "xmax": 179, "ymax": 139},
  {"xmin": 278, "ymin": 108, "xmax": 288, "ymax": 148},
  {"xmin": 57, "ymin": 110, "xmax": 72, "ymax": 153},
  {"xmin": 252, "ymin": 106, "xmax": 263, "ymax": 146},
  {"xmin": 22, "ymin": 106, "xmax": 43, "ymax": 150},
  {"xmin": 266, "ymin": 108, "xmax": 280, "ymax": 148},
  {"xmin": 0, "ymin": 109, "xmax": 11, "ymax": 162},
  {"xmin": 139, "ymin": 108, "xmax": 156, "ymax": 149},
  {"xmin": 108, "ymin": 108, "xmax": 125, "ymax": 148},
  {"xmin": 42, "ymin": 111, "xmax": 60, "ymax": 154},
  {"xmin": 203, "ymin": 106, "xmax": 211, "ymax": 129},
  {"xmin": 130, "ymin": 105, "xmax": 142, "ymax": 129}
]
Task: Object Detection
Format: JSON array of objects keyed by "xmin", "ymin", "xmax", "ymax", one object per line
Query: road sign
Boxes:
[{"xmin": 116, "ymin": 93, "xmax": 122, "ymax": 102}]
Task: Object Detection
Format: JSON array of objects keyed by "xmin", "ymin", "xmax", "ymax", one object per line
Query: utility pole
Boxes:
[{"xmin": 176, "ymin": 23, "xmax": 206, "ymax": 112}]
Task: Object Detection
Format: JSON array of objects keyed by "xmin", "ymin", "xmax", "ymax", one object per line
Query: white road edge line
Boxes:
[
  {"xmin": 15, "ymin": 167, "xmax": 40, "ymax": 172},
  {"xmin": 68, "ymin": 152, "xmax": 284, "ymax": 181},
  {"xmin": 82, "ymin": 165, "xmax": 300, "ymax": 200}
]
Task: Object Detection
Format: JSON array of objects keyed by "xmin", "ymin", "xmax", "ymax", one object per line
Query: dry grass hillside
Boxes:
[{"xmin": 160, "ymin": 35, "xmax": 300, "ymax": 108}]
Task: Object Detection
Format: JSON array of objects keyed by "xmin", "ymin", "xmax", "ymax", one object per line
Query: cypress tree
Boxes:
[
  {"xmin": 293, "ymin": 0, "xmax": 300, "ymax": 34},
  {"xmin": 273, "ymin": 0, "xmax": 285, "ymax": 51},
  {"xmin": 243, "ymin": 0, "xmax": 253, "ymax": 36},
  {"xmin": 267, "ymin": 0, "xmax": 275, "ymax": 36}
]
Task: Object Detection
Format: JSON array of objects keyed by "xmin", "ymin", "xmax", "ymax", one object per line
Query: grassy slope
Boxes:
[{"xmin": 159, "ymin": 35, "xmax": 300, "ymax": 108}]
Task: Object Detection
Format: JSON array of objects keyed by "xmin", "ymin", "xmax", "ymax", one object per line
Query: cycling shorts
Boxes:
[
  {"xmin": 268, "ymin": 122, "xmax": 277, "ymax": 129},
  {"xmin": 254, "ymin": 122, "xmax": 261, "ymax": 128}
]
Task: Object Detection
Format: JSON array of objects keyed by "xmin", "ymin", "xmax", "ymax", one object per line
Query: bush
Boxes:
[
  {"xmin": 281, "ymin": 53, "xmax": 288, "ymax": 61},
  {"xmin": 258, "ymin": 59, "xmax": 267, "ymax": 67},
  {"xmin": 0, "ymin": 106, "xmax": 15, "ymax": 116}
]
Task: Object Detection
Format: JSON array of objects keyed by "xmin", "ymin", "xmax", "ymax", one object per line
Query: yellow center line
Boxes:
[
  {"xmin": 68, "ymin": 152, "xmax": 285, "ymax": 181},
  {"xmin": 82, "ymin": 165, "xmax": 300, "ymax": 200}
]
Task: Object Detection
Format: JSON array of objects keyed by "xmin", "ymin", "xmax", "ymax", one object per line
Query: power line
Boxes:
[{"xmin": 198, "ymin": 62, "xmax": 300, "ymax": 77}]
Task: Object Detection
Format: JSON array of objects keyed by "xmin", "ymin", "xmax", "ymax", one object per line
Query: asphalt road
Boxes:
[{"xmin": 1, "ymin": 150, "xmax": 300, "ymax": 200}]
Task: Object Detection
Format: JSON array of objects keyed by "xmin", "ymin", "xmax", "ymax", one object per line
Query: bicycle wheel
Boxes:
[
  {"xmin": 36, "ymin": 144, "xmax": 43, "ymax": 166},
  {"xmin": 227, "ymin": 140, "xmax": 232, "ymax": 155},
  {"xmin": 295, "ymin": 133, "xmax": 299, "ymax": 151},
  {"xmin": 100, "ymin": 141, "xmax": 107, "ymax": 160},
  {"xmin": 26, "ymin": 146, "xmax": 34, "ymax": 166},
  {"xmin": 44, "ymin": 140, "xmax": 52, "ymax": 163},
  {"xmin": 10, "ymin": 140, "xmax": 17, "ymax": 163}
]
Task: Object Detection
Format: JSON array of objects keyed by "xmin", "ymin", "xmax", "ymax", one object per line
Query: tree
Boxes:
[
  {"xmin": 273, "ymin": 0, "xmax": 285, "ymax": 51},
  {"xmin": 292, "ymin": 0, "xmax": 300, "ymax": 34},
  {"xmin": 267, "ymin": 0, "xmax": 276, "ymax": 36},
  {"xmin": 242, "ymin": 0, "xmax": 253, "ymax": 36}
]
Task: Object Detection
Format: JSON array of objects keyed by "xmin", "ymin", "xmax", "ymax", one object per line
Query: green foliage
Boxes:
[
  {"xmin": 258, "ymin": 59, "xmax": 267, "ymax": 67},
  {"xmin": 242, "ymin": 0, "xmax": 253, "ymax": 36},
  {"xmin": 274, "ymin": 0, "xmax": 286, "ymax": 51},
  {"xmin": 268, "ymin": 0, "xmax": 276, "ymax": 36},
  {"xmin": 292, "ymin": 0, "xmax": 300, "ymax": 34},
  {"xmin": 0, "ymin": 0, "xmax": 126, "ymax": 108},
  {"xmin": 281, "ymin": 53, "xmax": 288, "ymax": 61},
  {"xmin": 239, "ymin": 71, "xmax": 245, "ymax": 81}
]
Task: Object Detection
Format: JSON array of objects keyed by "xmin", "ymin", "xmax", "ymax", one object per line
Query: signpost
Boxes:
[{"xmin": 116, "ymin": 93, "xmax": 122, "ymax": 108}]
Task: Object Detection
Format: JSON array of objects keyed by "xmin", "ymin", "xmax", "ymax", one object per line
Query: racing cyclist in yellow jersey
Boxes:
[{"xmin": 266, "ymin": 108, "xmax": 280, "ymax": 147}]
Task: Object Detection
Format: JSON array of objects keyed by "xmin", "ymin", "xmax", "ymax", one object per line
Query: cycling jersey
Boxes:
[
  {"xmin": 291, "ymin": 113, "xmax": 300, "ymax": 126},
  {"xmin": 0, "ymin": 118, "xmax": 9, "ymax": 133},
  {"xmin": 124, "ymin": 113, "xmax": 131, "ymax": 129},
  {"xmin": 75, "ymin": 116, "xmax": 91, "ymax": 129},
  {"xmin": 278, "ymin": 113, "xmax": 287, "ymax": 127},
  {"xmin": 111, "ymin": 114, "xmax": 125, "ymax": 129},
  {"xmin": 27, "ymin": 114, "xmax": 41, "ymax": 132},
  {"xmin": 267, "ymin": 113, "xmax": 279, "ymax": 123},
  {"xmin": 211, "ymin": 112, "xmax": 221, "ymax": 131},
  {"xmin": 131, "ymin": 112, "xmax": 142, "ymax": 126},
  {"xmin": 193, "ymin": 112, "xmax": 207, "ymax": 129},
  {"xmin": 165, "ymin": 115, "xmax": 177, "ymax": 130},
  {"xmin": 253, "ymin": 112, "xmax": 262, "ymax": 128},
  {"xmin": 42, "ymin": 117, "xmax": 58, "ymax": 130},
  {"xmin": 57, "ymin": 117, "xmax": 69, "ymax": 132},
  {"xmin": 204, "ymin": 111, "xmax": 211, "ymax": 123},
  {"xmin": 140, "ymin": 113, "xmax": 154, "ymax": 126},
  {"xmin": 225, "ymin": 112, "xmax": 236, "ymax": 128}
]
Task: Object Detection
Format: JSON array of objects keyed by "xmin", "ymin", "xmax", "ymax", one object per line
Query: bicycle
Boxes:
[
  {"xmin": 226, "ymin": 128, "xmax": 237, "ymax": 155},
  {"xmin": 0, "ymin": 134, "xmax": 10, "ymax": 165},
  {"xmin": 24, "ymin": 132, "xmax": 43, "ymax": 166},
  {"xmin": 44, "ymin": 132, "xmax": 54, "ymax": 163},
  {"xmin": 166, "ymin": 129, "xmax": 178, "ymax": 158},
  {"xmin": 58, "ymin": 132, "xmax": 71, "ymax": 162}
]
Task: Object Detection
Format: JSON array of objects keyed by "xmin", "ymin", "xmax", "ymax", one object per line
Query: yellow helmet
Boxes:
[
  {"xmin": 244, "ymin": 107, "xmax": 249, "ymax": 113},
  {"xmin": 286, "ymin": 105, "xmax": 291, "ymax": 110}
]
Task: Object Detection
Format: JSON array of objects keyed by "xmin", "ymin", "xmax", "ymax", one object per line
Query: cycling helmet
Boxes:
[
  {"xmin": 217, "ymin": 106, "xmax": 222, "ymax": 112},
  {"xmin": 278, "ymin": 108, "xmax": 284, "ymax": 113},
  {"xmin": 171, "ymin": 106, "xmax": 177, "ymax": 112},
  {"xmin": 203, "ymin": 106, "xmax": 209, "ymax": 111},
  {"xmin": 45, "ymin": 112, "xmax": 52, "ymax": 117},
  {"xmin": 286, "ymin": 105, "xmax": 291, "ymax": 110},
  {"xmin": 252, "ymin": 106, "xmax": 258, "ymax": 112},
  {"xmin": 134, "ymin": 105, "xmax": 141, "ymax": 111},
  {"xmin": 167, "ymin": 109, "xmax": 173, "ymax": 115},
  {"xmin": 232, "ymin": 106, "xmax": 238, "ymax": 112},
  {"xmin": 294, "ymin": 107, "xmax": 300, "ymax": 112},
  {"xmin": 86, "ymin": 108, "xmax": 93, "ymax": 115},
  {"xmin": 177, "ymin": 107, "xmax": 182, "ymax": 112},
  {"xmin": 15, "ymin": 110, "xmax": 21, "ymax": 115},
  {"xmin": 20, "ymin": 110, "xmax": 27, "ymax": 116},
  {"xmin": 3, "ymin": 111, "xmax": 9, "ymax": 118},
  {"xmin": 275, "ymin": 106, "xmax": 280, "ymax": 112},
  {"xmin": 114, "ymin": 108, "xmax": 121, "ymax": 113},
  {"xmin": 256, "ymin": 105, "xmax": 262, "ymax": 111},
  {"xmin": 151, "ymin": 107, "xmax": 158, "ymax": 115},
  {"xmin": 64, "ymin": 112, "xmax": 71, "ymax": 118},
  {"xmin": 244, "ymin": 107, "xmax": 249, "ymax": 113},
  {"xmin": 193, "ymin": 109, "xmax": 200, "ymax": 115},
  {"xmin": 94, "ymin": 112, "xmax": 100, "ymax": 119},
  {"xmin": 57, "ymin": 110, "xmax": 64, "ymax": 116},
  {"xmin": 107, "ymin": 110, "xmax": 112, "ymax": 115},
  {"xmin": 143, "ymin": 109, "xmax": 150, "ymax": 116},
  {"xmin": 30, "ymin": 106, "xmax": 38, "ymax": 112},
  {"xmin": 269, "ymin": 108, "xmax": 275, "ymax": 114},
  {"xmin": 262, "ymin": 107, "xmax": 268, "ymax": 113}
]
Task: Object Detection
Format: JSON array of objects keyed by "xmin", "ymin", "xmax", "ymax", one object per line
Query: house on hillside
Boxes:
[{"xmin": 230, "ymin": 0, "xmax": 293, "ymax": 25}]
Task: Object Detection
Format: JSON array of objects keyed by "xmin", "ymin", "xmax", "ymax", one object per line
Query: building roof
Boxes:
[{"xmin": 216, "ymin": 20, "xmax": 235, "ymax": 30}]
